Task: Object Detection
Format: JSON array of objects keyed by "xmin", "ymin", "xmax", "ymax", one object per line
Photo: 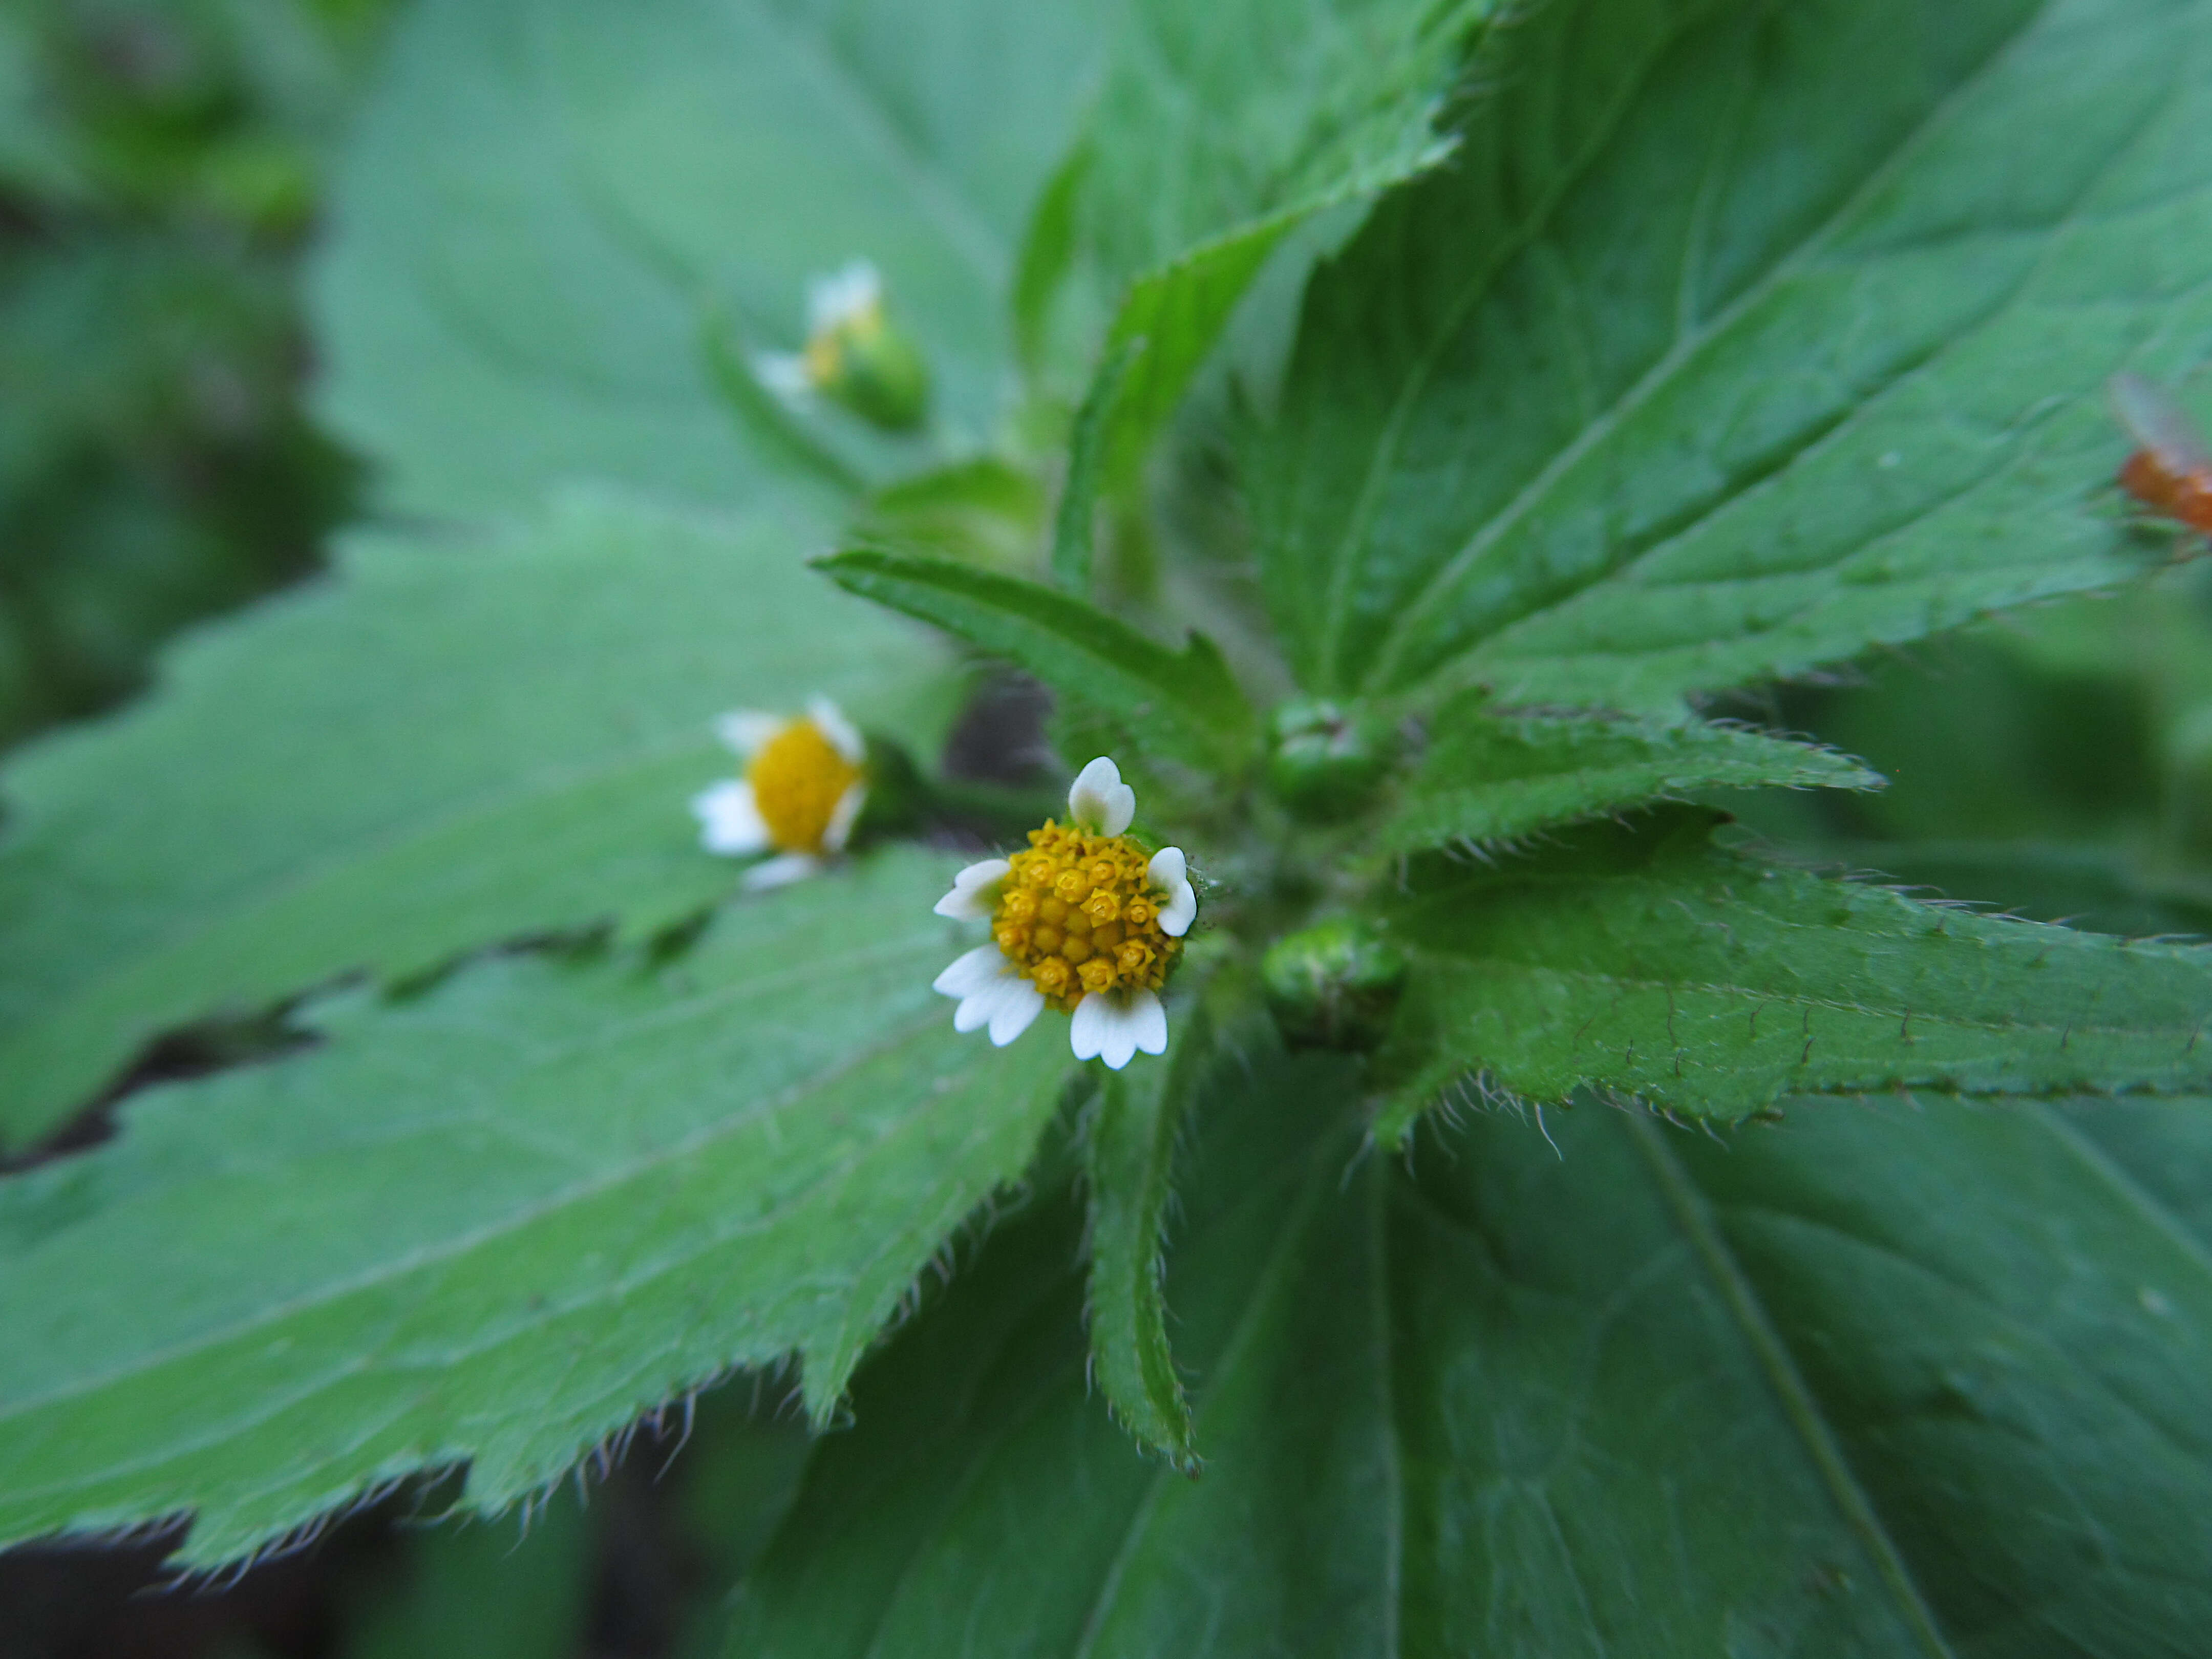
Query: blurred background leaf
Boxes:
[{"xmin": 0, "ymin": 0, "xmax": 394, "ymax": 757}]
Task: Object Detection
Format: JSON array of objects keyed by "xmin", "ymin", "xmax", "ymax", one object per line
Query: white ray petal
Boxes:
[
  {"xmin": 807, "ymin": 696, "xmax": 866, "ymax": 764},
  {"xmin": 714, "ymin": 711, "xmax": 785, "ymax": 757},
  {"xmin": 1068, "ymin": 756, "xmax": 1136, "ymax": 837},
  {"xmin": 1157, "ymin": 878, "xmax": 1197, "ymax": 938},
  {"xmin": 988, "ymin": 981, "xmax": 1046, "ymax": 1046},
  {"xmin": 953, "ymin": 981, "xmax": 1009, "ymax": 1034},
  {"xmin": 934, "ymin": 858, "xmax": 1011, "ymax": 919},
  {"xmin": 1145, "ymin": 846, "xmax": 1186, "ymax": 888},
  {"xmin": 1127, "ymin": 988, "xmax": 1168, "ymax": 1056},
  {"xmin": 933, "ymin": 945, "xmax": 1009, "ymax": 999},
  {"xmin": 823, "ymin": 782, "xmax": 867, "ymax": 852},
  {"xmin": 1069, "ymin": 992, "xmax": 1109, "ymax": 1061},
  {"xmin": 692, "ymin": 780, "xmax": 771, "ymax": 855},
  {"xmin": 742, "ymin": 852, "xmax": 823, "ymax": 890}
]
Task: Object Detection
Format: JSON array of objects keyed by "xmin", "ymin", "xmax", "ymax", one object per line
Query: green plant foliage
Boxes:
[
  {"xmin": 1251, "ymin": 0, "xmax": 2212, "ymax": 710},
  {"xmin": 1080, "ymin": 1002, "xmax": 1211, "ymax": 1471},
  {"xmin": 1375, "ymin": 693, "xmax": 1882, "ymax": 855},
  {"xmin": 0, "ymin": 849, "xmax": 1073, "ymax": 1566},
  {"xmin": 1375, "ymin": 808, "xmax": 2212, "ymax": 1140},
  {"xmin": 730, "ymin": 1041, "xmax": 2212, "ymax": 1655},
  {"xmin": 1035, "ymin": 0, "xmax": 1488, "ymax": 462},
  {"xmin": 0, "ymin": 496, "xmax": 945, "ymax": 1148},
  {"xmin": 818, "ymin": 546, "xmax": 1254, "ymax": 772},
  {"xmin": 312, "ymin": 0, "xmax": 1108, "ymax": 521}
]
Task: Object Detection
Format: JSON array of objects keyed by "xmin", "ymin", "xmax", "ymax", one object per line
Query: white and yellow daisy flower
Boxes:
[
  {"xmin": 691, "ymin": 696, "xmax": 867, "ymax": 890},
  {"xmin": 931, "ymin": 756, "xmax": 1198, "ymax": 1070},
  {"xmin": 752, "ymin": 260, "xmax": 928, "ymax": 430}
]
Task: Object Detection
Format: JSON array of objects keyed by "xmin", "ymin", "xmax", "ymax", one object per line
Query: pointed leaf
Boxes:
[
  {"xmin": 1378, "ymin": 694, "xmax": 1881, "ymax": 856},
  {"xmin": 818, "ymin": 546, "xmax": 1256, "ymax": 772},
  {"xmin": 1377, "ymin": 808, "xmax": 2212, "ymax": 1140},
  {"xmin": 0, "ymin": 849, "xmax": 1073, "ymax": 1567},
  {"xmin": 727, "ymin": 1040, "xmax": 2212, "ymax": 1654},
  {"xmin": 0, "ymin": 497, "xmax": 946, "ymax": 1149},
  {"xmin": 1252, "ymin": 0, "xmax": 2212, "ymax": 707},
  {"xmin": 1081, "ymin": 1002, "xmax": 1210, "ymax": 1470},
  {"xmin": 1049, "ymin": 335, "xmax": 1139, "ymax": 594}
]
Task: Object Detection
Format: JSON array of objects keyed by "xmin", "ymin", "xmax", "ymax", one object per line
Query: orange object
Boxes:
[{"xmin": 2111, "ymin": 372, "xmax": 2212, "ymax": 532}]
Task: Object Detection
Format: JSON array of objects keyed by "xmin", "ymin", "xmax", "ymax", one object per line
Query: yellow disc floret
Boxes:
[
  {"xmin": 991, "ymin": 820, "xmax": 1181, "ymax": 1013},
  {"xmin": 748, "ymin": 720, "xmax": 862, "ymax": 852}
]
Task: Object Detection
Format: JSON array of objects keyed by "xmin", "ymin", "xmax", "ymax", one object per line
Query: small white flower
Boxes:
[
  {"xmin": 692, "ymin": 697, "xmax": 868, "ymax": 887},
  {"xmin": 930, "ymin": 755, "xmax": 1196, "ymax": 1070},
  {"xmin": 750, "ymin": 350, "xmax": 814, "ymax": 400}
]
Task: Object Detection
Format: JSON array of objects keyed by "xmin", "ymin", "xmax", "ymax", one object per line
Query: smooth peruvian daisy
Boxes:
[
  {"xmin": 691, "ymin": 697, "xmax": 867, "ymax": 890},
  {"xmin": 752, "ymin": 260, "xmax": 928, "ymax": 431},
  {"xmin": 932, "ymin": 757, "xmax": 1198, "ymax": 1070}
]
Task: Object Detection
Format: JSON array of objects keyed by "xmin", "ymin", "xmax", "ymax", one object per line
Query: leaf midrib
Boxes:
[
  {"xmin": 1356, "ymin": 0, "xmax": 2061, "ymax": 693},
  {"xmin": 1625, "ymin": 1113, "xmax": 1959, "ymax": 1659},
  {"xmin": 1312, "ymin": 0, "xmax": 1730, "ymax": 690},
  {"xmin": 0, "ymin": 984, "xmax": 955, "ymax": 1430}
]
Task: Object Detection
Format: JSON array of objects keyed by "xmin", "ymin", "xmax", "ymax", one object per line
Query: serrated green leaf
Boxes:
[
  {"xmin": 727, "ymin": 1040, "xmax": 2212, "ymax": 1654},
  {"xmin": 818, "ymin": 546, "xmax": 1256, "ymax": 772},
  {"xmin": 1376, "ymin": 809, "xmax": 2212, "ymax": 1140},
  {"xmin": 0, "ymin": 849, "xmax": 1073, "ymax": 1568},
  {"xmin": 1252, "ymin": 0, "xmax": 2212, "ymax": 709},
  {"xmin": 311, "ymin": 0, "xmax": 1108, "ymax": 521},
  {"xmin": 1376, "ymin": 694, "xmax": 1881, "ymax": 856},
  {"xmin": 1039, "ymin": 0, "xmax": 1488, "ymax": 462},
  {"xmin": 0, "ymin": 496, "xmax": 946, "ymax": 1150},
  {"xmin": 1081, "ymin": 1002, "xmax": 1209, "ymax": 1470}
]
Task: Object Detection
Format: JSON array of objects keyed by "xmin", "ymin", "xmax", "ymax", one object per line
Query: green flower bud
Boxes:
[
  {"xmin": 1265, "ymin": 698, "xmax": 1398, "ymax": 822},
  {"xmin": 1261, "ymin": 916, "xmax": 1408, "ymax": 1050},
  {"xmin": 768, "ymin": 261, "xmax": 930, "ymax": 432}
]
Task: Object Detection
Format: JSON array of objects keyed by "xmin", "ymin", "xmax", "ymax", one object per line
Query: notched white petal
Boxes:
[
  {"xmin": 714, "ymin": 710, "xmax": 785, "ymax": 757},
  {"xmin": 692, "ymin": 779, "xmax": 771, "ymax": 855},
  {"xmin": 1127, "ymin": 988, "xmax": 1168, "ymax": 1057},
  {"xmin": 933, "ymin": 945, "xmax": 1008, "ymax": 999},
  {"xmin": 1068, "ymin": 755, "xmax": 1136, "ymax": 837},
  {"xmin": 1147, "ymin": 845, "xmax": 1197, "ymax": 937},
  {"xmin": 988, "ymin": 981, "xmax": 1046, "ymax": 1047},
  {"xmin": 743, "ymin": 852, "xmax": 823, "ymax": 890},
  {"xmin": 823, "ymin": 782, "xmax": 867, "ymax": 853},
  {"xmin": 934, "ymin": 858, "xmax": 1011, "ymax": 920},
  {"xmin": 807, "ymin": 696, "xmax": 866, "ymax": 764},
  {"xmin": 1070, "ymin": 990, "xmax": 1167, "ymax": 1071}
]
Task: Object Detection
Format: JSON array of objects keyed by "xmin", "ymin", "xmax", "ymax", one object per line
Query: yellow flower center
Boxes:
[
  {"xmin": 991, "ymin": 820, "xmax": 1181, "ymax": 1012},
  {"xmin": 747, "ymin": 720, "xmax": 861, "ymax": 853}
]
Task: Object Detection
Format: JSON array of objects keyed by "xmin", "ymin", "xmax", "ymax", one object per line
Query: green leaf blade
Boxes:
[
  {"xmin": 1081, "ymin": 1004, "xmax": 1210, "ymax": 1470},
  {"xmin": 0, "ymin": 497, "xmax": 948, "ymax": 1150},
  {"xmin": 1378, "ymin": 810, "xmax": 2212, "ymax": 1139},
  {"xmin": 1378, "ymin": 696, "xmax": 1881, "ymax": 855},
  {"xmin": 818, "ymin": 546, "xmax": 1256, "ymax": 771},
  {"xmin": 726, "ymin": 1040, "xmax": 2212, "ymax": 1654},
  {"xmin": 0, "ymin": 849, "xmax": 1072, "ymax": 1567},
  {"xmin": 1252, "ymin": 0, "xmax": 2212, "ymax": 710}
]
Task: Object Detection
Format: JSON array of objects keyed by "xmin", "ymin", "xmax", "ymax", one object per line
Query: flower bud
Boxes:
[
  {"xmin": 1265, "ymin": 698, "xmax": 1397, "ymax": 822},
  {"xmin": 1261, "ymin": 916, "xmax": 1408, "ymax": 1051}
]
